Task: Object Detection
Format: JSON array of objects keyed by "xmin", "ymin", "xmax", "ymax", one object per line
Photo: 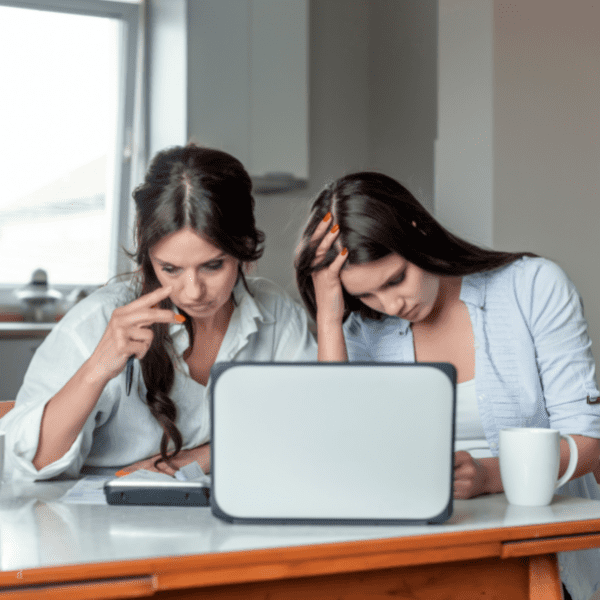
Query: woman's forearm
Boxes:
[
  {"xmin": 317, "ymin": 318, "xmax": 348, "ymax": 362},
  {"xmin": 478, "ymin": 434, "xmax": 599, "ymax": 496},
  {"xmin": 32, "ymin": 358, "xmax": 110, "ymax": 471},
  {"xmin": 561, "ymin": 434, "xmax": 600, "ymax": 480}
]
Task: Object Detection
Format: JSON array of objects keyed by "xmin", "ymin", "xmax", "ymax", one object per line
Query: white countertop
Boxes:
[
  {"xmin": 2, "ymin": 479, "xmax": 600, "ymax": 573},
  {"xmin": 0, "ymin": 322, "xmax": 55, "ymax": 338}
]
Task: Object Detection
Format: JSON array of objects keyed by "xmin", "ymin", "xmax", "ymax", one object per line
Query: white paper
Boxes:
[{"xmin": 60, "ymin": 475, "xmax": 112, "ymax": 505}]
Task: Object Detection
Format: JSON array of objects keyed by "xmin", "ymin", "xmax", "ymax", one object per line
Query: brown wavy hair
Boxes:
[
  {"xmin": 129, "ymin": 143, "xmax": 264, "ymax": 467},
  {"xmin": 296, "ymin": 172, "xmax": 536, "ymax": 322}
]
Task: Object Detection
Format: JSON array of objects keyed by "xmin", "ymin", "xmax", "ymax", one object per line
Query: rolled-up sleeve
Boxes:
[
  {"xmin": 0, "ymin": 287, "xmax": 126, "ymax": 480},
  {"xmin": 524, "ymin": 259, "xmax": 600, "ymax": 436},
  {"xmin": 0, "ymin": 324, "xmax": 99, "ymax": 479}
]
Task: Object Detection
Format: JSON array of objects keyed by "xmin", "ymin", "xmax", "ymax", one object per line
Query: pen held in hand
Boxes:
[
  {"xmin": 124, "ymin": 306, "xmax": 186, "ymax": 396},
  {"xmin": 125, "ymin": 355, "xmax": 135, "ymax": 396}
]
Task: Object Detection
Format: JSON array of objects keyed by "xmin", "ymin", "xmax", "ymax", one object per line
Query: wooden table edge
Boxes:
[{"xmin": 2, "ymin": 517, "xmax": 600, "ymax": 592}]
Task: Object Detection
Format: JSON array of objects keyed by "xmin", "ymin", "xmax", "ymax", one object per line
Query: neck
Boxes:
[{"xmin": 421, "ymin": 276, "xmax": 463, "ymax": 326}]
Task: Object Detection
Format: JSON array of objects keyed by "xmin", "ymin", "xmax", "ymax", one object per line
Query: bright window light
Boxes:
[{"xmin": 0, "ymin": 4, "xmax": 131, "ymax": 285}]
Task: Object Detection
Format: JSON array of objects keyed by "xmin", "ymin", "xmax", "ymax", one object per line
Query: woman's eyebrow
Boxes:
[
  {"xmin": 153, "ymin": 253, "xmax": 226, "ymax": 268},
  {"xmin": 352, "ymin": 267, "xmax": 405, "ymax": 298}
]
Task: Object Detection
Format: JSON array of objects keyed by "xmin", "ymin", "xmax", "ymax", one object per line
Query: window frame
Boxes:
[{"xmin": 0, "ymin": 0, "xmax": 140, "ymax": 293}]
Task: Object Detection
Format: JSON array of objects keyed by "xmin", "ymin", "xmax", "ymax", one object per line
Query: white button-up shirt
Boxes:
[{"xmin": 1, "ymin": 277, "xmax": 317, "ymax": 480}]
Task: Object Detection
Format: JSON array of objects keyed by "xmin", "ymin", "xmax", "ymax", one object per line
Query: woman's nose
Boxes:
[
  {"xmin": 183, "ymin": 272, "xmax": 205, "ymax": 299},
  {"xmin": 379, "ymin": 292, "xmax": 403, "ymax": 317}
]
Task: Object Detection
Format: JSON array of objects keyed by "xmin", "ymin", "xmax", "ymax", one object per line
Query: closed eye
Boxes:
[
  {"xmin": 385, "ymin": 271, "xmax": 406, "ymax": 287},
  {"xmin": 161, "ymin": 265, "xmax": 180, "ymax": 275},
  {"xmin": 157, "ymin": 258, "xmax": 225, "ymax": 274},
  {"xmin": 203, "ymin": 260, "xmax": 224, "ymax": 271}
]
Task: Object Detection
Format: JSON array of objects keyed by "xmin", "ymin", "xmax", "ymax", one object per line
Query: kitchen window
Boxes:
[{"xmin": 0, "ymin": 0, "xmax": 141, "ymax": 287}]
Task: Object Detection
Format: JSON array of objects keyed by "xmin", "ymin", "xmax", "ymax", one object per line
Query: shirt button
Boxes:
[
  {"xmin": 490, "ymin": 442, "xmax": 497, "ymax": 449},
  {"xmin": 479, "ymin": 395, "xmax": 485, "ymax": 400}
]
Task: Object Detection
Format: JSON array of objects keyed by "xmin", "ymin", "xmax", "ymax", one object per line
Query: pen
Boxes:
[
  {"xmin": 125, "ymin": 355, "xmax": 135, "ymax": 396},
  {"xmin": 124, "ymin": 305, "xmax": 185, "ymax": 396}
]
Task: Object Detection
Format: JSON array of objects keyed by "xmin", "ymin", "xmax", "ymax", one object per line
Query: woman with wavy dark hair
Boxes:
[
  {"xmin": 296, "ymin": 172, "xmax": 600, "ymax": 600},
  {"xmin": 3, "ymin": 143, "xmax": 316, "ymax": 480}
]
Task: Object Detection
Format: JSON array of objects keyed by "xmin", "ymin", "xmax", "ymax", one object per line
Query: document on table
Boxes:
[{"xmin": 60, "ymin": 462, "xmax": 211, "ymax": 504}]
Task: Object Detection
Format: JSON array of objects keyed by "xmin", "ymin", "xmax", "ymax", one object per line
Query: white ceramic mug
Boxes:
[{"xmin": 499, "ymin": 428, "xmax": 578, "ymax": 506}]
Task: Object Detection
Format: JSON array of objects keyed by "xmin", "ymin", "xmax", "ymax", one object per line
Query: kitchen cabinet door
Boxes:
[{"xmin": 0, "ymin": 338, "xmax": 46, "ymax": 399}]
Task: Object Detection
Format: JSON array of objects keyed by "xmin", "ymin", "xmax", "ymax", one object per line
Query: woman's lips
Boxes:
[{"xmin": 400, "ymin": 305, "xmax": 420, "ymax": 321}]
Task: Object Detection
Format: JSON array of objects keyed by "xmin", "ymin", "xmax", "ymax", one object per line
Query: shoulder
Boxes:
[
  {"xmin": 476, "ymin": 256, "xmax": 573, "ymax": 292},
  {"xmin": 53, "ymin": 280, "xmax": 137, "ymax": 342},
  {"xmin": 476, "ymin": 257, "xmax": 583, "ymax": 329},
  {"xmin": 483, "ymin": 256, "xmax": 576, "ymax": 298}
]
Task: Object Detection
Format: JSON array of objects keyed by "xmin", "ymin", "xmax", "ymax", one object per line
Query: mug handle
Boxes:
[{"xmin": 555, "ymin": 434, "xmax": 578, "ymax": 489}]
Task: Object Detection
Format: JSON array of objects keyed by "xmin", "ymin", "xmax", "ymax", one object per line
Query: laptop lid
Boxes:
[{"xmin": 210, "ymin": 362, "xmax": 456, "ymax": 525}]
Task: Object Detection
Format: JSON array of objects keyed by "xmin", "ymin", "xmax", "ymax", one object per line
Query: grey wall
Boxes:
[
  {"xmin": 493, "ymin": 0, "xmax": 600, "ymax": 357},
  {"xmin": 251, "ymin": 0, "xmax": 438, "ymax": 299}
]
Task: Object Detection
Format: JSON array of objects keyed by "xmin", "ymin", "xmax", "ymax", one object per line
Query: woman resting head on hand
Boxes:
[
  {"xmin": 296, "ymin": 171, "xmax": 600, "ymax": 599},
  {"xmin": 2, "ymin": 144, "xmax": 316, "ymax": 480}
]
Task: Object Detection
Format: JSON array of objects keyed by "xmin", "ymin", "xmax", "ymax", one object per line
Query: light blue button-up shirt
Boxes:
[{"xmin": 343, "ymin": 256, "xmax": 600, "ymax": 600}]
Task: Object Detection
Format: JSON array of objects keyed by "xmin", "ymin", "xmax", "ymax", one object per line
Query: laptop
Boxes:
[{"xmin": 209, "ymin": 362, "xmax": 456, "ymax": 525}]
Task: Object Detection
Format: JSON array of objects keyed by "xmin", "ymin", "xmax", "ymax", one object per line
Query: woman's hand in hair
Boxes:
[
  {"xmin": 88, "ymin": 285, "xmax": 183, "ymax": 386},
  {"xmin": 310, "ymin": 214, "xmax": 348, "ymax": 326},
  {"xmin": 304, "ymin": 213, "xmax": 350, "ymax": 362}
]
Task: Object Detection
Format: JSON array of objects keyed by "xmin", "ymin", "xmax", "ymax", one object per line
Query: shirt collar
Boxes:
[{"xmin": 459, "ymin": 272, "xmax": 487, "ymax": 310}]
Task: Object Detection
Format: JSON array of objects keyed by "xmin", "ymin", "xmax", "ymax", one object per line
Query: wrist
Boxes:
[
  {"xmin": 316, "ymin": 313, "xmax": 344, "ymax": 331},
  {"xmin": 80, "ymin": 357, "xmax": 114, "ymax": 390},
  {"xmin": 478, "ymin": 457, "xmax": 504, "ymax": 494}
]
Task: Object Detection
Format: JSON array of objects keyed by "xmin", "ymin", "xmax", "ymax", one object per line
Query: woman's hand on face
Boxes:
[
  {"xmin": 117, "ymin": 444, "xmax": 211, "ymax": 477},
  {"xmin": 89, "ymin": 285, "xmax": 184, "ymax": 384},
  {"xmin": 453, "ymin": 451, "xmax": 490, "ymax": 499},
  {"xmin": 309, "ymin": 213, "xmax": 349, "ymax": 325}
]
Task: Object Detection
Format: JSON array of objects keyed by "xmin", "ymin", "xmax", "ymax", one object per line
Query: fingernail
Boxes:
[
  {"xmin": 323, "ymin": 212, "xmax": 332, "ymax": 222},
  {"xmin": 331, "ymin": 224, "xmax": 339, "ymax": 234},
  {"xmin": 341, "ymin": 247, "xmax": 348, "ymax": 256},
  {"xmin": 174, "ymin": 314, "xmax": 186, "ymax": 323},
  {"xmin": 115, "ymin": 470, "xmax": 128, "ymax": 477}
]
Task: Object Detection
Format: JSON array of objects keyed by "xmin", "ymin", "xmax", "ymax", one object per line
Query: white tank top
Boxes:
[{"xmin": 453, "ymin": 379, "xmax": 492, "ymax": 458}]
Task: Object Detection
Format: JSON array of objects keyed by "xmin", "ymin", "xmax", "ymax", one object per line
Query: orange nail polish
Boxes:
[
  {"xmin": 341, "ymin": 247, "xmax": 348, "ymax": 256},
  {"xmin": 331, "ymin": 224, "xmax": 339, "ymax": 234},
  {"xmin": 323, "ymin": 212, "xmax": 332, "ymax": 222},
  {"xmin": 174, "ymin": 314, "xmax": 186, "ymax": 323},
  {"xmin": 115, "ymin": 470, "xmax": 128, "ymax": 477}
]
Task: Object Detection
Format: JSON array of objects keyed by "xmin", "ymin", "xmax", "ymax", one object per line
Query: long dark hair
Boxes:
[
  {"xmin": 296, "ymin": 172, "xmax": 535, "ymax": 322},
  {"xmin": 129, "ymin": 143, "xmax": 264, "ymax": 466}
]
